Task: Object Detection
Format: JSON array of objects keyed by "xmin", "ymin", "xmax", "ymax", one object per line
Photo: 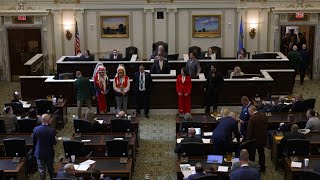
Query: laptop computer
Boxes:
[
  {"xmin": 188, "ymin": 127, "xmax": 201, "ymax": 136},
  {"xmin": 207, "ymin": 155, "xmax": 223, "ymax": 164},
  {"xmin": 167, "ymin": 54, "xmax": 179, "ymax": 60}
]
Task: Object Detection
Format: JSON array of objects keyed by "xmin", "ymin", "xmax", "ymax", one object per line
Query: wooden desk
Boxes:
[
  {"xmin": 0, "ymin": 157, "xmax": 26, "ymax": 180},
  {"xmin": 176, "ymin": 157, "xmax": 231, "ymax": 180},
  {"xmin": 266, "ymin": 113, "xmax": 307, "ymax": 130},
  {"xmin": 176, "ymin": 114, "xmax": 218, "ymax": 133},
  {"xmin": 54, "ymin": 157, "xmax": 132, "ymax": 180},
  {"xmin": 283, "ymin": 157, "xmax": 320, "ymax": 180}
]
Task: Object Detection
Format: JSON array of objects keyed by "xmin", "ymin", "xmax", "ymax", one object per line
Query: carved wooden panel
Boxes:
[{"xmin": 54, "ymin": 0, "xmax": 80, "ymax": 3}]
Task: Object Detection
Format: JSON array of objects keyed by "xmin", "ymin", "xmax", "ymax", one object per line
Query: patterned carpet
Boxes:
[{"xmin": 0, "ymin": 78, "xmax": 319, "ymax": 180}]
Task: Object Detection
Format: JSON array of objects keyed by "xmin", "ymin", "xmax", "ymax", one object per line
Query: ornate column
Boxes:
[
  {"xmin": 166, "ymin": 8, "xmax": 177, "ymax": 54},
  {"xmin": 313, "ymin": 25, "xmax": 320, "ymax": 79},
  {"xmin": 52, "ymin": 10, "xmax": 63, "ymax": 62},
  {"xmin": 0, "ymin": 16, "xmax": 9, "ymax": 80},
  {"xmin": 74, "ymin": 9, "xmax": 85, "ymax": 51},
  {"xmin": 237, "ymin": 8, "xmax": 247, "ymax": 51},
  {"xmin": 273, "ymin": 14, "xmax": 280, "ymax": 52},
  {"xmin": 259, "ymin": 8, "xmax": 270, "ymax": 52},
  {"xmin": 144, "ymin": 8, "xmax": 154, "ymax": 59},
  {"xmin": 42, "ymin": 15, "xmax": 49, "ymax": 74}
]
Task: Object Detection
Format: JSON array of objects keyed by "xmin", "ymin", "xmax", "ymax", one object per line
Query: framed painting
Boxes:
[
  {"xmin": 192, "ymin": 15, "xmax": 221, "ymax": 38},
  {"xmin": 100, "ymin": 16, "xmax": 129, "ymax": 38}
]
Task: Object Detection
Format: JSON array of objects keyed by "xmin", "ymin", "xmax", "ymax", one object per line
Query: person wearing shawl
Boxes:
[
  {"xmin": 94, "ymin": 65, "xmax": 111, "ymax": 113},
  {"xmin": 113, "ymin": 64, "xmax": 130, "ymax": 113}
]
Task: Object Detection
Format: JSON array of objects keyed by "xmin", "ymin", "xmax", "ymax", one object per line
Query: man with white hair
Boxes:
[
  {"xmin": 56, "ymin": 163, "xmax": 84, "ymax": 180},
  {"xmin": 94, "ymin": 65, "xmax": 111, "ymax": 114},
  {"xmin": 150, "ymin": 44, "xmax": 167, "ymax": 59},
  {"xmin": 113, "ymin": 64, "xmax": 130, "ymax": 113},
  {"xmin": 287, "ymin": 45, "xmax": 301, "ymax": 76},
  {"xmin": 33, "ymin": 114, "xmax": 56, "ymax": 180}
]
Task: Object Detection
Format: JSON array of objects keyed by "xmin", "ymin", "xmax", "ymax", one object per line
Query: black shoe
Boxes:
[{"xmin": 145, "ymin": 115, "xmax": 149, "ymax": 119}]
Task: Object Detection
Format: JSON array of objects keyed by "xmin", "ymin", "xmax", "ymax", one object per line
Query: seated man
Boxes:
[
  {"xmin": 56, "ymin": 163, "xmax": 84, "ymax": 180},
  {"xmin": 150, "ymin": 45, "xmax": 167, "ymax": 59},
  {"xmin": 270, "ymin": 96, "xmax": 287, "ymax": 112},
  {"xmin": 150, "ymin": 53, "xmax": 171, "ymax": 74},
  {"xmin": 229, "ymin": 150, "xmax": 261, "ymax": 180},
  {"xmin": 280, "ymin": 124, "xmax": 306, "ymax": 145},
  {"xmin": 230, "ymin": 66, "xmax": 244, "ymax": 78},
  {"xmin": 109, "ymin": 49, "xmax": 123, "ymax": 60},
  {"xmin": 305, "ymin": 109, "xmax": 320, "ymax": 132},
  {"xmin": 290, "ymin": 94, "xmax": 307, "ymax": 112},
  {"xmin": 231, "ymin": 149, "xmax": 259, "ymax": 171},
  {"xmin": 187, "ymin": 162, "xmax": 212, "ymax": 180},
  {"xmin": 179, "ymin": 113, "xmax": 193, "ymax": 132},
  {"xmin": 0, "ymin": 106, "xmax": 17, "ymax": 133},
  {"xmin": 117, "ymin": 110, "xmax": 127, "ymax": 119},
  {"xmin": 11, "ymin": 91, "xmax": 22, "ymax": 102},
  {"xmin": 174, "ymin": 127, "xmax": 203, "ymax": 154}
]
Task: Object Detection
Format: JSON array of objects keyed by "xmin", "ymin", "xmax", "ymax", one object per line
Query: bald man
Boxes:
[
  {"xmin": 231, "ymin": 149, "xmax": 259, "ymax": 171},
  {"xmin": 187, "ymin": 162, "xmax": 212, "ymax": 180},
  {"xmin": 33, "ymin": 114, "xmax": 57, "ymax": 180},
  {"xmin": 56, "ymin": 163, "xmax": 84, "ymax": 180},
  {"xmin": 174, "ymin": 127, "xmax": 203, "ymax": 154},
  {"xmin": 117, "ymin": 111, "xmax": 126, "ymax": 119},
  {"xmin": 287, "ymin": 45, "xmax": 301, "ymax": 75}
]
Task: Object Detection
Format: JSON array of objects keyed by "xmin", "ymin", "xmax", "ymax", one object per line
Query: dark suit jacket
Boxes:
[
  {"xmin": 109, "ymin": 54, "xmax": 123, "ymax": 60},
  {"xmin": 33, "ymin": 124, "xmax": 56, "ymax": 160},
  {"xmin": 279, "ymin": 123, "xmax": 293, "ymax": 132},
  {"xmin": 229, "ymin": 166, "xmax": 261, "ymax": 180},
  {"xmin": 11, "ymin": 98, "xmax": 20, "ymax": 103},
  {"xmin": 280, "ymin": 131, "xmax": 306, "ymax": 145},
  {"xmin": 212, "ymin": 116, "xmax": 240, "ymax": 143},
  {"xmin": 187, "ymin": 172, "xmax": 212, "ymax": 180},
  {"xmin": 246, "ymin": 112, "xmax": 268, "ymax": 145},
  {"xmin": 74, "ymin": 76, "xmax": 94, "ymax": 101},
  {"xmin": 56, "ymin": 171, "xmax": 84, "ymax": 180},
  {"xmin": 291, "ymin": 100, "xmax": 308, "ymax": 112},
  {"xmin": 151, "ymin": 60, "xmax": 170, "ymax": 74},
  {"xmin": 174, "ymin": 136, "xmax": 203, "ymax": 153},
  {"xmin": 270, "ymin": 103, "xmax": 286, "ymax": 112},
  {"xmin": 132, "ymin": 72, "xmax": 152, "ymax": 95},
  {"xmin": 186, "ymin": 59, "xmax": 201, "ymax": 79}
]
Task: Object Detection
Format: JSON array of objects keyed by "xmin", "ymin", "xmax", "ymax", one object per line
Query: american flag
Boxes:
[{"xmin": 74, "ymin": 21, "xmax": 81, "ymax": 55}]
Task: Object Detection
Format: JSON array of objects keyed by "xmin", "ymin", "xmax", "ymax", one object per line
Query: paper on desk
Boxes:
[
  {"xmin": 284, "ymin": 102, "xmax": 291, "ymax": 105},
  {"xmin": 218, "ymin": 166, "xmax": 229, "ymax": 172},
  {"xmin": 81, "ymin": 139, "xmax": 91, "ymax": 142},
  {"xmin": 180, "ymin": 164, "xmax": 195, "ymax": 178},
  {"xmin": 130, "ymin": 54, "xmax": 137, "ymax": 61},
  {"xmin": 183, "ymin": 54, "xmax": 189, "ymax": 61},
  {"xmin": 202, "ymin": 138, "xmax": 211, "ymax": 144},
  {"xmin": 23, "ymin": 104, "xmax": 31, "ymax": 108},
  {"xmin": 95, "ymin": 120, "xmax": 104, "ymax": 124},
  {"xmin": 177, "ymin": 138, "xmax": 184, "ymax": 144},
  {"xmin": 114, "ymin": 138, "xmax": 123, "ymax": 140},
  {"xmin": 203, "ymin": 132, "xmax": 213, "ymax": 136},
  {"xmin": 75, "ymin": 164, "xmax": 90, "ymax": 171},
  {"xmin": 232, "ymin": 138, "xmax": 243, "ymax": 142},
  {"xmin": 291, "ymin": 161, "xmax": 302, "ymax": 168},
  {"xmin": 81, "ymin": 159, "xmax": 96, "ymax": 166}
]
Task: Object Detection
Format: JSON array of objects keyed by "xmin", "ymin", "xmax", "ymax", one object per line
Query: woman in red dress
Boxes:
[{"xmin": 176, "ymin": 67, "xmax": 192, "ymax": 115}]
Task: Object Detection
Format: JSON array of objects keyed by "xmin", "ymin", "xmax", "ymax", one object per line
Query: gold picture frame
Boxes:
[
  {"xmin": 192, "ymin": 15, "xmax": 221, "ymax": 38},
  {"xmin": 100, "ymin": 15, "xmax": 129, "ymax": 38}
]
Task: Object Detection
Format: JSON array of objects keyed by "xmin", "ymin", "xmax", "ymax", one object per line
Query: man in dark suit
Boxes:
[
  {"xmin": 280, "ymin": 124, "xmax": 305, "ymax": 145},
  {"xmin": 187, "ymin": 163, "xmax": 212, "ymax": 180},
  {"xmin": 246, "ymin": 105, "xmax": 268, "ymax": 172},
  {"xmin": 109, "ymin": 49, "xmax": 123, "ymax": 60},
  {"xmin": 11, "ymin": 91, "xmax": 22, "ymax": 102},
  {"xmin": 56, "ymin": 163, "xmax": 84, "ymax": 180},
  {"xmin": 75, "ymin": 71, "xmax": 94, "ymax": 118},
  {"xmin": 33, "ymin": 114, "xmax": 56, "ymax": 180},
  {"xmin": 186, "ymin": 52, "xmax": 201, "ymax": 79},
  {"xmin": 291, "ymin": 94, "xmax": 307, "ymax": 112},
  {"xmin": 150, "ymin": 53, "xmax": 171, "ymax": 74},
  {"xmin": 132, "ymin": 64, "xmax": 152, "ymax": 118},
  {"xmin": 174, "ymin": 127, "xmax": 203, "ymax": 154},
  {"xmin": 239, "ymin": 96, "xmax": 251, "ymax": 138},
  {"xmin": 229, "ymin": 149, "xmax": 261, "ymax": 180},
  {"xmin": 270, "ymin": 96, "xmax": 287, "ymax": 112},
  {"xmin": 231, "ymin": 149, "xmax": 259, "ymax": 171},
  {"xmin": 212, "ymin": 109, "xmax": 240, "ymax": 155}
]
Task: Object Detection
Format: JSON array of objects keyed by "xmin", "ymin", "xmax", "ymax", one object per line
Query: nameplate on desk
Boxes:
[
  {"xmin": 203, "ymin": 132, "xmax": 213, "ymax": 136},
  {"xmin": 217, "ymin": 166, "xmax": 229, "ymax": 172},
  {"xmin": 183, "ymin": 54, "xmax": 189, "ymax": 61},
  {"xmin": 291, "ymin": 161, "xmax": 302, "ymax": 168},
  {"xmin": 202, "ymin": 138, "xmax": 211, "ymax": 144},
  {"xmin": 114, "ymin": 138, "xmax": 123, "ymax": 140},
  {"xmin": 95, "ymin": 120, "xmax": 104, "ymax": 124},
  {"xmin": 177, "ymin": 138, "xmax": 184, "ymax": 144},
  {"xmin": 130, "ymin": 54, "xmax": 137, "ymax": 61},
  {"xmin": 23, "ymin": 104, "xmax": 31, "ymax": 108},
  {"xmin": 81, "ymin": 139, "xmax": 91, "ymax": 142}
]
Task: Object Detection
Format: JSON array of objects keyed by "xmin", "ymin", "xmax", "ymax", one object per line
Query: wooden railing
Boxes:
[{"xmin": 24, "ymin": 54, "xmax": 44, "ymax": 75}]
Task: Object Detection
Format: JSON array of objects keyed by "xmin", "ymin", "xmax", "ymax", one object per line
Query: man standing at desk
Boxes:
[
  {"xmin": 239, "ymin": 96, "xmax": 252, "ymax": 138},
  {"xmin": 186, "ymin": 52, "xmax": 201, "ymax": 79},
  {"xmin": 33, "ymin": 114, "xmax": 56, "ymax": 180},
  {"xmin": 75, "ymin": 71, "xmax": 94, "ymax": 118},
  {"xmin": 151, "ymin": 53, "xmax": 170, "ymax": 74},
  {"xmin": 133, "ymin": 64, "xmax": 152, "ymax": 118}
]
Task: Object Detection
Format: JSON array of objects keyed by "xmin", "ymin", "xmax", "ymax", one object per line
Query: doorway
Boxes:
[
  {"xmin": 280, "ymin": 25, "xmax": 315, "ymax": 79},
  {"xmin": 7, "ymin": 28, "xmax": 42, "ymax": 81}
]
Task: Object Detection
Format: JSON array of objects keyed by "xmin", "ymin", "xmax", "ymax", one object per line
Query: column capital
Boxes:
[
  {"xmin": 144, "ymin": 8, "xmax": 155, "ymax": 14},
  {"xmin": 74, "ymin": 9, "xmax": 85, "ymax": 15},
  {"xmin": 259, "ymin": 8, "xmax": 270, "ymax": 14},
  {"xmin": 237, "ymin": 8, "xmax": 247, "ymax": 13},
  {"xmin": 166, "ymin": 8, "xmax": 177, "ymax": 14},
  {"xmin": 51, "ymin": 10, "xmax": 63, "ymax": 16}
]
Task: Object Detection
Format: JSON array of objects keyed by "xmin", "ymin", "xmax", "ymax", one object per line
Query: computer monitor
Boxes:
[
  {"xmin": 188, "ymin": 127, "xmax": 201, "ymax": 136},
  {"xmin": 207, "ymin": 155, "xmax": 223, "ymax": 164},
  {"xmin": 167, "ymin": 54, "xmax": 179, "ymax": 60}
]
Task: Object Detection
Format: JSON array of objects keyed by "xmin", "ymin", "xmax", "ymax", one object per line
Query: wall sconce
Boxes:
[
  {"xmin": 249, "ymin": 23, "xmax": 257, "ymax": 39},
  {"xmin": 64, "ymin": 24, "xmax": 72, "ymax": 40}
]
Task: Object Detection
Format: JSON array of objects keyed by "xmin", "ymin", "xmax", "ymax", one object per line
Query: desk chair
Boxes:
[
  {"xmin": 239, "ymin": 139, "xmax": 256, "ymax": 161},
  {"xmin": 17, "ymin": 119, "xmax": 37, "ymax": 133},
  {"xmin": 63, "ymin": 141, "xmax": 93, "ymax": 158},
  {"xmin": 283, "ymin": 139, "xmax": 310, "ymax": 156},
  {"xmin": 152, "ymin": 41, "xmax": 168, "ymax": 54},
  {"xmin": 180, "ymin": 121, "xmax": 202, "ymax": 133},
  {"xmin": 180, "ymin": 142, "xmax": 205, "ymax": 156},
  {"xmin": 279, "ymin": 104, "xmax": 292, "ymax": 113},
  {"xmin": 35, "ymin": 99, "xmax": 53, "ymax": 114},
  {"xmin": 5, "ymin": 102, "xmax": 24, "ymax": 115},
  {"xmin": 125, "ymin": 46, "xmax": 138, "ymax": 61},
  {"xmin": 0, "ymin": 120, "xmax": 6, "ymax": 133},
  {"xmin": 303, "ymin": 98, "xmax": 316, "ymax": 110},
  {"xmin": 111, "ymin": 119, "xmax": 130, "ymax": 133},
  {"xmin": 194, "ymin": 174, "xmax": 218, "ymax": 180},
  {"xmin": 105, "ymin": 140, "xmax": 129, "ymax": 157},
  {"xmin": 188, "ymin": 46, "xmax": 202, "ymax": 59},
  {"xmin": 73, "ymin": 119, "xmax": 92, "ymax": 133}
]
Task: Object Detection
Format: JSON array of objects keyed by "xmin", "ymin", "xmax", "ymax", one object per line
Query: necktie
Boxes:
[
  {"xmin": 140, "ymin": 73, "xmax": 143, "ymax": 89},
  {"xmin": 114, "ymin": 55, "xmax": 117, "ymax": 59}
]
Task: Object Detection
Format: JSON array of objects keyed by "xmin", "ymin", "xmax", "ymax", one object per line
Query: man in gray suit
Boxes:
[
  {"xmin": 231, "ymin": 149, "xmax": 259, "ymax": 171},
  {"xmin": 186, "ymin": 52, "xmax": 201, "ymax": 79}
]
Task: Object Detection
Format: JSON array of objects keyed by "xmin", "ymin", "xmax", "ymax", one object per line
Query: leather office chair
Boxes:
[
  {"xmin": 35, "ymin": 99, "xmax": 53, "ymax": 114},
  {"xmin": 0, "ymin": 120, "xmax": 6, "ymax": 133},
  {"xmin": 180, "ymin": 142, "xmax": 205, "ymax": 156},
  {"xmin": 180, "ymin": 121, "xmax": 202, "ymax": 133},
  {"xmin": 105, "ymin": 139, "xmax": 129, "ymax": 157},
  {"xmin": 283, "ymin": 139, "xmax": 310, "ymax": 157},
  {"xmin": 58, "ymin": 73, "xmax": 74, "ymax": 80},
  {"xmin": 152, "ymin": 41, "xmax": 168, "ymax": 54},
  {"xmin": 295, "ymin": 121, "xmax": 307, "ymax": 129},
  {"xmin": 188, "ymin": 46, "xmax": 202, "ymax": 59},
  {"xmin": 63, "ymin": 140, "xmax": 93, "ymax": 158},
  {"xmin": 17, "ymin": 119, "xmax": 37, "ymax": 133},
  {"xmin": 5, "ymin": 102, "xmax": 25, "ymax": 115},
  {"xmin": 193, "ymin": 174, "xmax": 218, "ymax": 180},
  {"xmin": 73, "ymin": 119, "xmax": 92, "ymax": 133},
  {"xmin": 239, "ymin": 139, "xmax": 256, "ymax": 162},
  {"xmin": 125, "ymin": 46, "xmax": 138, "ymax": 61},
  {"xmin": 279, "ymin": 104, "xmax": 292, "ymax": 113},
  {"xmin": 3, "ymin": 138, "xmax": 28, "ymax": 157},
  {"xmin": 303, "ymin": 98, "xmax": 316, "ymax": 110},
  {"xmin": 210, "ymin": 46, "xmax": 221, "ymax": 59},
  {"xmin": 111, "ymin": 119, "xmax": 131, "ymax": 133}
]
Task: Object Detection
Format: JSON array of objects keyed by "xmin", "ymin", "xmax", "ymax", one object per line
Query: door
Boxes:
[{"xmin": 7, "ymin": 28, "xmax": 42, "ymax": 81}]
